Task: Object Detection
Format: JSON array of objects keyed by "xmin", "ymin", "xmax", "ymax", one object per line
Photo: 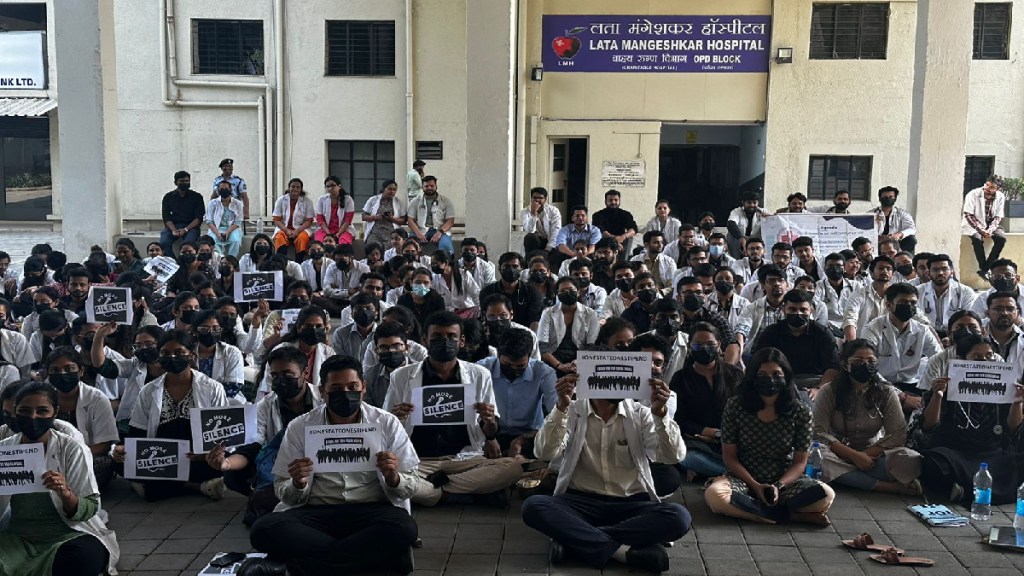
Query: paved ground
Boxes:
[{"xmin": 101, "ymin": 474, "xmax": 1024, "ymax": 576}]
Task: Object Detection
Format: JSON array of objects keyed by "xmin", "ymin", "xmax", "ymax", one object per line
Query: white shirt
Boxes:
[
  {"xmin": 322, "ymin": 260, "xmax": 371, "ymax": 299},
  {"xmin": 520, "ymin": 204, "xmax": 563, "ymax": 250},
  {"xmin": 917, "ymin": 280, "xmax": 977, "ymax": 329},
  {"xmin": 861, "ymin": 316, "xmax": 941, "ymax": 385},
  {"xmin": 361, "ymin": 193, "xmax": 406, "ymax": 238},
  {"xmin": 815, "ymin": 278, "xmax": 857, "ymax": 329},
  {"xmin": 642, "ymin": 216, "xmax": 682, "ymax": 242},
  {"xmin": 537, "ymin": 303, "xmax": 601, "ymax": 352},
  {"xmin": 272, "ymin": 194, "xmax": 317, "ymax": 230},
  {"xmin": 962, "ymin": 187, "xmax": 1005, "ymax": 235},
  {"xmin": 727, "ymin": 206, "xmax": 769, "ymax": 239}
]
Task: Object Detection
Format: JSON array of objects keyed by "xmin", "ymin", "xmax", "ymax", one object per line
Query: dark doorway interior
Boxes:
[
  {"xmin": 658, "ymin": 145, "xmax": 741, "ymax": 226},
  {"xmin": 0, "ymin": 116, "xmax": 51, "ymax": 221},
  {"xmin": 565, "ymin": 139, "xmax": 587, "ymax": 211}
]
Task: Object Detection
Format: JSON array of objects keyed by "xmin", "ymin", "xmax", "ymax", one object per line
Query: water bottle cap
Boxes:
[
  {"xmin": 811, "ymin": 441, "xmax": 820, "ymax": 448},
  {"xmin": 981, "ymin": 463, "xmax": 989, "ymax": 470}
]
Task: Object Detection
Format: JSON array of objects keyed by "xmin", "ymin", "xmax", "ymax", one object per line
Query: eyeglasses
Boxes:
[
  {"xmin": 376, "ymin": 344, "xmax": 406, "ymax": 354},
  {"xmin": 48, "ymin": 366, "xmax": 79, "ymax": 375},
  {"xmin": 132, "ymin": 342, "xmax": 157, "ymax": 351},
  {"xmin": 991, "ymin": 306, "xmax": 1018, "ymax": 314},
  {"xmin": 485, "ymin": 315, "xmax": 511, "ymax": 322},
  {"xmin": 848, "ymin": 359, "xmax": 878, "ymax": 367},
  {"xmin": 159, "ymin": 351, "xmax": 191, "ymax": 358},
  {"xmin": 196, "ymin": 328, "xmax": 222, "ymax": 335}
]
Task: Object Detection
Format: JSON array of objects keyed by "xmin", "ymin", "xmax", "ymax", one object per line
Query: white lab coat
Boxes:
[
  {"xmin": 129, "ymin": 370, "xmax": 229, "ymax": 437},
  {"xmin": 362, "ymin": 193, "xmax": 407, "ymax": 239},
  {"xmin": 537, "ymin": 303, "xmax": 600, "ymax": 352},
  {"xmin": 272, "ymin": 194, "xmax": 317, "ymax": 230}
]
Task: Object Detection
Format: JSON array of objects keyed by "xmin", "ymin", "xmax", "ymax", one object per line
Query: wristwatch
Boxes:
[{"xmin": 713, "ymin": 430, "xmax": 722, "ymax": 440}]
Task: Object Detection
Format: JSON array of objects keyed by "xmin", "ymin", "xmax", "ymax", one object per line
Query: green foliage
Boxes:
[
  {"xmin": 3, "ymin": 172, "xmax": 51, "ymax": 188},
  {"xmin": 1001, "ymin": 177, "xmax": 1024, "ymax": 201}
]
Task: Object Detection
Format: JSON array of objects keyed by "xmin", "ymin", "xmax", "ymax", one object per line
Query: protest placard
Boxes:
[
  {"xmin": 143, "ymin": 255, "xmax": 179, "ymax": 284},
  {"xmin": 281, "ymin": 308, "xmax": 301, "ymax": 333},
  {"xmin": 86, "ymin": 286, "xmax": 134, "ymax": 325},
  {"xmin": 760, "ymin": 213, "xmax": 877, "ymax": 255},
  {"xmin": 233, "ymin": 271, "xmax": 284, "ymax": 302},
  {"xmin": 304, "ymin": 424, "xmax": 381, "ymax": 473},
  {"xmin": 124, "ymin": 438, "xmax": 190, "ymax": 482},
  {"xmin": 189, "ymin": 405, "xmax": 258, "ymax": 453},
  {"xmin": 576, "ymin": 350, "xmax": 653, "ymax": 400},
  {"xmin": 411, "ymin": 384, "xmax": 475, "ymax": 426},
  {"xmin": 947, "ymin": 360, "xmax": 1019, "ymax": 404},
  {"xmin": 0, "ymin": 442, "xmax": 46, "ymax": 496}
]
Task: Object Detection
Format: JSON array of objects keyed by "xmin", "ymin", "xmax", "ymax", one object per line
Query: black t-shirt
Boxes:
[
  {"xmin": 592, "ymin": 207, "xmax": 638, "ymax": 236},
  {"xmin": 410, "ymin": 361, "xmax": 472, "ymax": 458},
  {"xmin": 752, "ymin": 321, "xmax": 839, "ymax": 377},
  {"xmin": 479, "ymin": 281, "xmax": 544, "ymax": 326}
]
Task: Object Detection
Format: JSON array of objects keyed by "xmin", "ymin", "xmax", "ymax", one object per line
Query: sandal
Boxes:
[
  {"xmin": 898, "ymin": 480, "xmax": 923, "ymax": 497},
  {"xmin": 869, "ymin": 547, "xmax": 934, "ymax": 567},
  {"xmin": 842, "ymin": 533, "xmax": 903, "ymax": 554}
]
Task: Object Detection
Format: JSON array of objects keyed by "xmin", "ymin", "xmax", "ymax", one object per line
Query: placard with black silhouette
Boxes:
[
  {"xmin": 281, "ymin": 308, "xmax": 301, "ymax": 333},
  {"xmin": 85, "ymin": 286, "xmax": 134, "ymax": 325},
  {"xmin": 233, "ymin": 271, "xmax": 284, "ymax": 303},
  {"xmin": 411, "ymin": 384, "xmax": 475, "ymax": 426},
  {"xmin": 304, "ymin": 424, "xmax": 382, "ymax": 473},
  {"xmin": 576, "ymin": 351, "xmax": 653, "ymax": 400},
  {"xmin": 189, "ymin": 405, "xmax": 258, "ymax": 454},
  {"xmin": 124, "ymin": 438, "xmax": 189, "ymax": 482},
  {"xmin": 143, "ymin": 255, "xmax": 179, "ymax": 284},
  {"xmin": 0, "ymin": 443, "xmax": 46, "ymax": 496},
  {"xmin": 948, "ymin": 360, "xmax": 1019, "ymax": 404}
]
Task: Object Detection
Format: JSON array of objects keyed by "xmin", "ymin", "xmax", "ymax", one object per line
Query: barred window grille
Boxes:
[
  {"xmin": 327, "ymin": 141, "xmax": 396, "ymax": 209},
  {"xmin": 192, "ymin": 20, "xmax": 264, "ymax": 75},
  {"xmin": 807, "ymin": 156, "xmax": 873, "ymax": 201},
  {"xmin": 325, "ymin": 21, "xmax": 396, "ymax": 76},
  {"xmin": 973, "ymin": 3, "xmax": 1011, "ymax": 60},
  {"xmin": 810, "ymin": 3, "xmax": 889, "ymax": 59},
  {"xmin": 964, "ymin": 156, "xmax": 996, "ymax": 195}
]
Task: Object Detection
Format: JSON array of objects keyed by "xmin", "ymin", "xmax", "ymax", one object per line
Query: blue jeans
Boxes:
[
  {"xmin": 160, "ymin": 226, "xmax": 200, "ymax": 258},
  {"xmin": 678, "ymin": 450, "xmax": 726, "ymax": 478},
  {"xmin": 834, "ymin": 454, "xmax": 893, "ymax": 491},
  {"xmin": 207, "ymin": 227, "xmax": 243, "ymax": 257},
  {"xmin": 412, "ymin": 228, "xmax": 453, "ymax": 256}
]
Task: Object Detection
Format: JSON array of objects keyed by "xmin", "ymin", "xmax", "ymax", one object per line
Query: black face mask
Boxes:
[
  {"xmin": 286, "ymin": 298, "xmax": 310, "ymax": 309},
  {"xmin": 637, "ymin": 288, "xmax": 658, "ymax": 304},
  {"xmin": 219, "ymin": 314, "xmax": 237, "ymax": 328},
  {"xmin": 134, "ymin": 347, "xmax": 159, "ymax": 364},
  {"xmin": 500, "ymin": 267, "xmax": 519, "ymax": 283},
  {"xmin": 825, "ymin": 266, "xmax": 844, "ymax": 281},
  {"xmin": 834, "ymin": 202, "xmax": 850, "ymax": 212},
  {"xmin": 575, "ymin": 277, "xmax": 591, "ymax": 289},
  {"xmin": 33, "ymin": 303, "xmax": 50, "ymax": 315},
  {"xmin": 700, "ymin": 221, "xmax": 715, "ymax": 231},
  {"xmin": 352, "ymin": 308, "xmax": 376, "ymax": 327},
  {"xmin": 336, "ymin": 259, "xmax": 351, "ymax": 271},
  {"xmin": 691, "ymin": 346, "xmax": 718, "ymax": 365},
  {"xmin": 179, "ymin": 310, "xmax": 197, "ymax": 325},
  {"xmin": 328, "ymin": 390, "xmax": 362, "ymax": 418},
  {"xmin": 271, "ymin": 375, "xmax": 303, "ymax": 399},
  {"xmin": 2, "ymin": 411, "xmax": 18, "ymax": 433},
  {"xmin": 219, "ymin": 188, "xmax": 233, "ymax": 198},
  {"xmin": 993, "ymin": 277, "xmax": 1017, "ymax": 292},
  {"xmin": 785, "ymin": 313, "xmax": 809, "ymax": 329},
  {"xmin": 500, "ymin": 363, "xmax": 526, "ymax": 382},
  {"xmin": 49, "ymin": 372, "xmax": 80, "ymax": 394},
  {"xmin": 198, "ymin": 297, "xmax": 216, "ymax": 310},
  {"xmin": 179, "ymin": 253, "xmax": 197, "ymax": 265},
  {"xmin": 15, "ymin": 415, "xmax": 54, "ymax": 441},
  {"xmin": 428, "ymin": 338, "xmax": 459, "ymax": 363},
  {"xmin": 299, "ymin": 327, "xmax": 326, "ymax": 346},
  {"xmin": 557, "ymin": 292, "xmax": 579, "ymax": 306},
  {"xmin": 715, "ymin": 281, "xmax": 734, "ymax": 294},
  {"xmin": 177, "ymin": 183, "xmax": 190, "ymax": 192},
  {"xmin": 431, "ymin": 265, "xmax": 445, "ymax": 275},
  {"xmin": 197, "ymin": 331, "xmax": 220, "ymax": 348},
  {"xmin": 197, "ymin": 252, "xmax": 212, "ymax": 263},
  {"xmin": 462, "ymin": 252, "xmax": 476, "ymax": 263},
  {"xmin": 528, "ymin": 271, "xmax": 547, "ymax": 284},
  {"xmin": 654, "ymin": 317, "xmax": 679, "ymax": 337},
  {"xmin": 309, "ymin": 250, "xmax": 325, "ymax": 260},
  {"xmin": 754, "ymin": 375, "xmax": 786, "ymax": 397},
  {"xmin": 849, "ymin": 363, "xmax": 878, "ymax": 383},
  {"xmin": 892, "ymin": 303, "xmax": 916, "ymax": 322},
  {"xmin": 879, "ymin": 197, "xmax": 896, "ymax": 208},
  {"xmin": 951, "ymin": 327, "xmax": 979, "ymax": 345},
  {"xmin": 895, "ymin": 264, "xmax": 914, "ymax": 277},
  {"xmin": 378, "ymin": 351, "xmax": 406, "ymax": 370},
  {"xmin": 615, "ymin": 278, "xmax": 633, "ymax": 293},
  {"xmin": 159, "ymin": 356, "xmax": 191, "ymax": 374},
  {"xmin": 219, "ymin": 266, "xmax": 233, "ymax": 277},
  {"xmin": 682, "ymin": 293, "xmax": 703, "ymax": 312},
  {"xmin": 403, "ymin": 253, "xmax": 417, "ymax": 263},
  {"xmin": 486, "ymin": 318, "xmax": 511, "ymax": 336}
]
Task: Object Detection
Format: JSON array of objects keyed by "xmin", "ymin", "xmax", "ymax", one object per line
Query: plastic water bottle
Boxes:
[
  {"xmin": 806, "ymin": 441, "xmax": 823, "ymax": 480},
  {"xmin": 971, "ymin": 463, "xmax": 993, "ymax": 521},
  {"xmin": 1014, "ymin": 481, "xmax": 1024, "ymax": 533}
]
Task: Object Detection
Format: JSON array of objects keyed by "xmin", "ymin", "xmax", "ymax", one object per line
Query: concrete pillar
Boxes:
[
  {"xmin": 53, "ymin": 0, "xmax": 121, "ymax": 260},
  {"xmin": 907, "ymin": 0, "xmax": 973, "ymax": 268},
  {"xmin": 463, "ymin": 0, "xmax": 515, "ymax": 252}
]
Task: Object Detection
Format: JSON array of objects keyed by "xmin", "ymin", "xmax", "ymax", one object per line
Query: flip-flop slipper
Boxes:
[
  {"xmin": 869, "ymin": 547, "xmax": 934, "ymax": 566},
  {"xmin": 842, "ymin": 533, "xmax": 903, "ymax": 554}
]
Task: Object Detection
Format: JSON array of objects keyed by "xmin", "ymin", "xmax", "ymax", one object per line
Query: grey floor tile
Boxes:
[
  {"xmin": 497, "ymin": 553, "xmax": 550, "ymax": 573},
  {"xmin": 748, "ymin": 544, "xmax": 805, "ymax": 563},
  {"xmin": 452, "ymin": 537, "xmax": 502, "ymax": 554},
  {"xmin": 445, "ymin": 554, "xmax": 500, "ymax": 571},
  {"xmin": 134, "ymin": 553, "xmax": 198, "ymax": 571},
  {"xmin": 154, "ymin": 538, "xmax": 210, "ymax": 554},
  {"xmin": 756, "ymin": 561, "xmax": 812, "ymax": 576},
  {"xmin": 118, "ymin": 539, "xmax": 163, "ymax": 555}
]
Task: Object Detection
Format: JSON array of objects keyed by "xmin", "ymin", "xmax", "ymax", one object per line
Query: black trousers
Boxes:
[
  {"xmin": 521, "ymin": 491, "xmax": 691, "ymax": 568},
  {"xmin": 250, "ymin": 502, "xmax": 418, "ymax": 575},
  {"xmin": 52, "ymin": 534, "xmax": 109, "ymax": 576},
  {"xmin": 898, "ymin": 235, "xmax": 917, "ymax": 255},
  {"xmin": 971, "ymin": 233, "xmax": 1007, "ymax": 272},
  {"xmin": 523, "ymin": 233, "xmax": 549, "ymax": 254}
]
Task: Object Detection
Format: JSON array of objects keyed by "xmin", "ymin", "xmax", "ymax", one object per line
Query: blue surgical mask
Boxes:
[
  {"xmin": 412, "ymin": 284, "xmax": 431, "ymax": 297},
  {"xmin": 709, "ymin": 245, "xmax": 725, "ymax": 257}
]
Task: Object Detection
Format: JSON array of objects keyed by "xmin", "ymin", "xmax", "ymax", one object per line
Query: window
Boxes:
[
  {"xmin": 964, "ymin": 156, "xmax": 995, "ymax": 195},
  {"xmin": 325, "ymin": 21, "xmax": 396, "ymax": 76},
  {"xmin": 192, "ymin": 20, "xmax": 264, "ymax": 75},
  {"xmin": 327, "ymin": 141, "xmax": 395, "ymax": 209},
  {"xmin": 974, "ymin": 3, "xmax": 1011, "ymax": 60},
  {"xmin": 415, "ymin": 141, "xmax": 443, "ymax": 161},
  {"xmin": 0, "ymin": 4, "xmax": 46, "ymax": 32},
  {"xmin": 807, "ymin": 156, "xmax": 873, "ymax": 201},
  {"xmin": 810, "ymin": 3, "xmax": 889, "ymax": 59}
]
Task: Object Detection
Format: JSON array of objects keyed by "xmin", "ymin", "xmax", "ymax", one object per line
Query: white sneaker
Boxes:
[{"xmin": 200, "ymin": 477, "xmax": 225, "ymax": 501}]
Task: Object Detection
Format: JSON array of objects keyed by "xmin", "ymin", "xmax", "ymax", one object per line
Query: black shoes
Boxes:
[
  {"xmin": 626, "ymin": 545, "xmax": 670, "ymax": 572},
  {"xmin": 236, "ymin": 558, "xmax": 287, "ymax": 576},
  {"xmin": 549, "ymin": 540, "xmax": 565, "ymax": 564}
]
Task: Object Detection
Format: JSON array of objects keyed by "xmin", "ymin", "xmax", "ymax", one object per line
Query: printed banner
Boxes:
[
  {"xmin": 304, "ymin": 424, "xmax": 381, "ymax": 473},
  {"xmin": 233, "ymin": 271, "xmax": 284, "ymax": 302},
  {"xmin": 576, "ymin": 351, "xmax": 653, "ymax": 400},
  {"xmin": 86, "ymin": 286, "xmax": 134, "ymax": 325},
  {"xmin": 0, "ymin": 442, "xmax": 46, "ymax": 495},
  {"xmin": 542, "ymin": 15, "xmax": 771, "ymax": 73},
  {"xmin": 143, "ymin": 255, "xmax": 180, "ymax": 284},
  {"xmin": 189, "ymin": 405, "xmax": 258, "ymax": 454},
  {"xmin": 411, "ymin": 384, "xmax": 476, "ymax": 427},
  {"xmin": 124, "ymin": 438, "xmax": 190, "ymax": 482},
  {"xmin": 947, "ymin": 360, "xmax": 1019, "ymax": 404},
  {"xmin": 759, "ymin": 213, "xmax": 877, "ymax": 256},
  {"xmin": 281, "ymin": 308, "xmax": 301, "ymax": 333}
]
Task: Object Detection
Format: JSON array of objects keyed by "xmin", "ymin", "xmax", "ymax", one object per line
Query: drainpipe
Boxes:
[
  {"xmin": 405, "ymin": 0, "xmax": 415, "ymax": 171},
  {"xmin": 274, "ymin": 0, "xmax": 284, "ymax": 195}
]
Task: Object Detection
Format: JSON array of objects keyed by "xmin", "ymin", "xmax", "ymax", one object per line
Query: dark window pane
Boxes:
[
  {"xmin": 964, "ymin": 156, "xmax": 995, "ymax": 195},
  {"xmin": 415, "ymin": 141, "xmax": 443, "ymax": 161},
  {"xmin": 192, "ymin": 20, "xmax": 264, "ymax": 75},
  {"xmin": 973, "ymin": 3, "xmax": 1011, "ymax": 60},
  {"xmin": 810, "ymin": 3, "xmax": 889, "ymax": 60},
  {"xmin": 327, "ymin": 141, "xmax": 396, "ymax": 209},
  {"xmin": 807, "ymin": 155, "xmax": 872, "ymax": 201},
  {"xmin": 325, "ymin": 21, "xmax": 396, "ymax": 77}
]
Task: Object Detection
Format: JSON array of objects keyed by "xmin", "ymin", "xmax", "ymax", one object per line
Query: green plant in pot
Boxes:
[{"xmin": 1002, "ymin": 177, "xmax": 1024, "ymax": 218}]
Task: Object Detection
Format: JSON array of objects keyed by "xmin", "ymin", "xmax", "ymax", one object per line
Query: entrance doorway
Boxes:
[
  {"xmin": 548, "ymin": 138, "xmax": 587, "ymax": 220},
  {"xmin": 0, "ymin": 116, "xmax": 52, "ymax": 221}
]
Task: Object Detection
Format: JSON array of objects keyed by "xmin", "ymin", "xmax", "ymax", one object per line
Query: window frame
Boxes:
[
  {"xmin": 326, "ymin": 140, "xmax": 396, "ymax": 210},
  {"xmin": 191, "ymin": 19, "xmax": 265, "ymax": 76},
  {"xmin": 807, "ymin": 155, "xmax": 873, "ymax": 201},
  {"xmin": 415, "ymin": 141, "xmax": 444, "ymax": 161},
  {"xmin": 963, "ymin": 156, "xmax": 996, "ymax": 196},
  {"xmin": 973, "ymin": 2, "xmax": 1012, "ymax": 60},
  {"xmin": 809, "ymin": 2, "xmax": 890, "ymax": 60},
  {"xmin": 324, "ymin": 20, "xmax": 397, "ymax": 77}
]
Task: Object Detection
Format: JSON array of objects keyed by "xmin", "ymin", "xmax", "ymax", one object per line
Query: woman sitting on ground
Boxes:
[
  {"xmin": 812, "ymin": 339, "xmax": 923, "ymax": 494},
  {"xmin": 705, "ymin": 347, "xmax": 834, "ymax": 525}
]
